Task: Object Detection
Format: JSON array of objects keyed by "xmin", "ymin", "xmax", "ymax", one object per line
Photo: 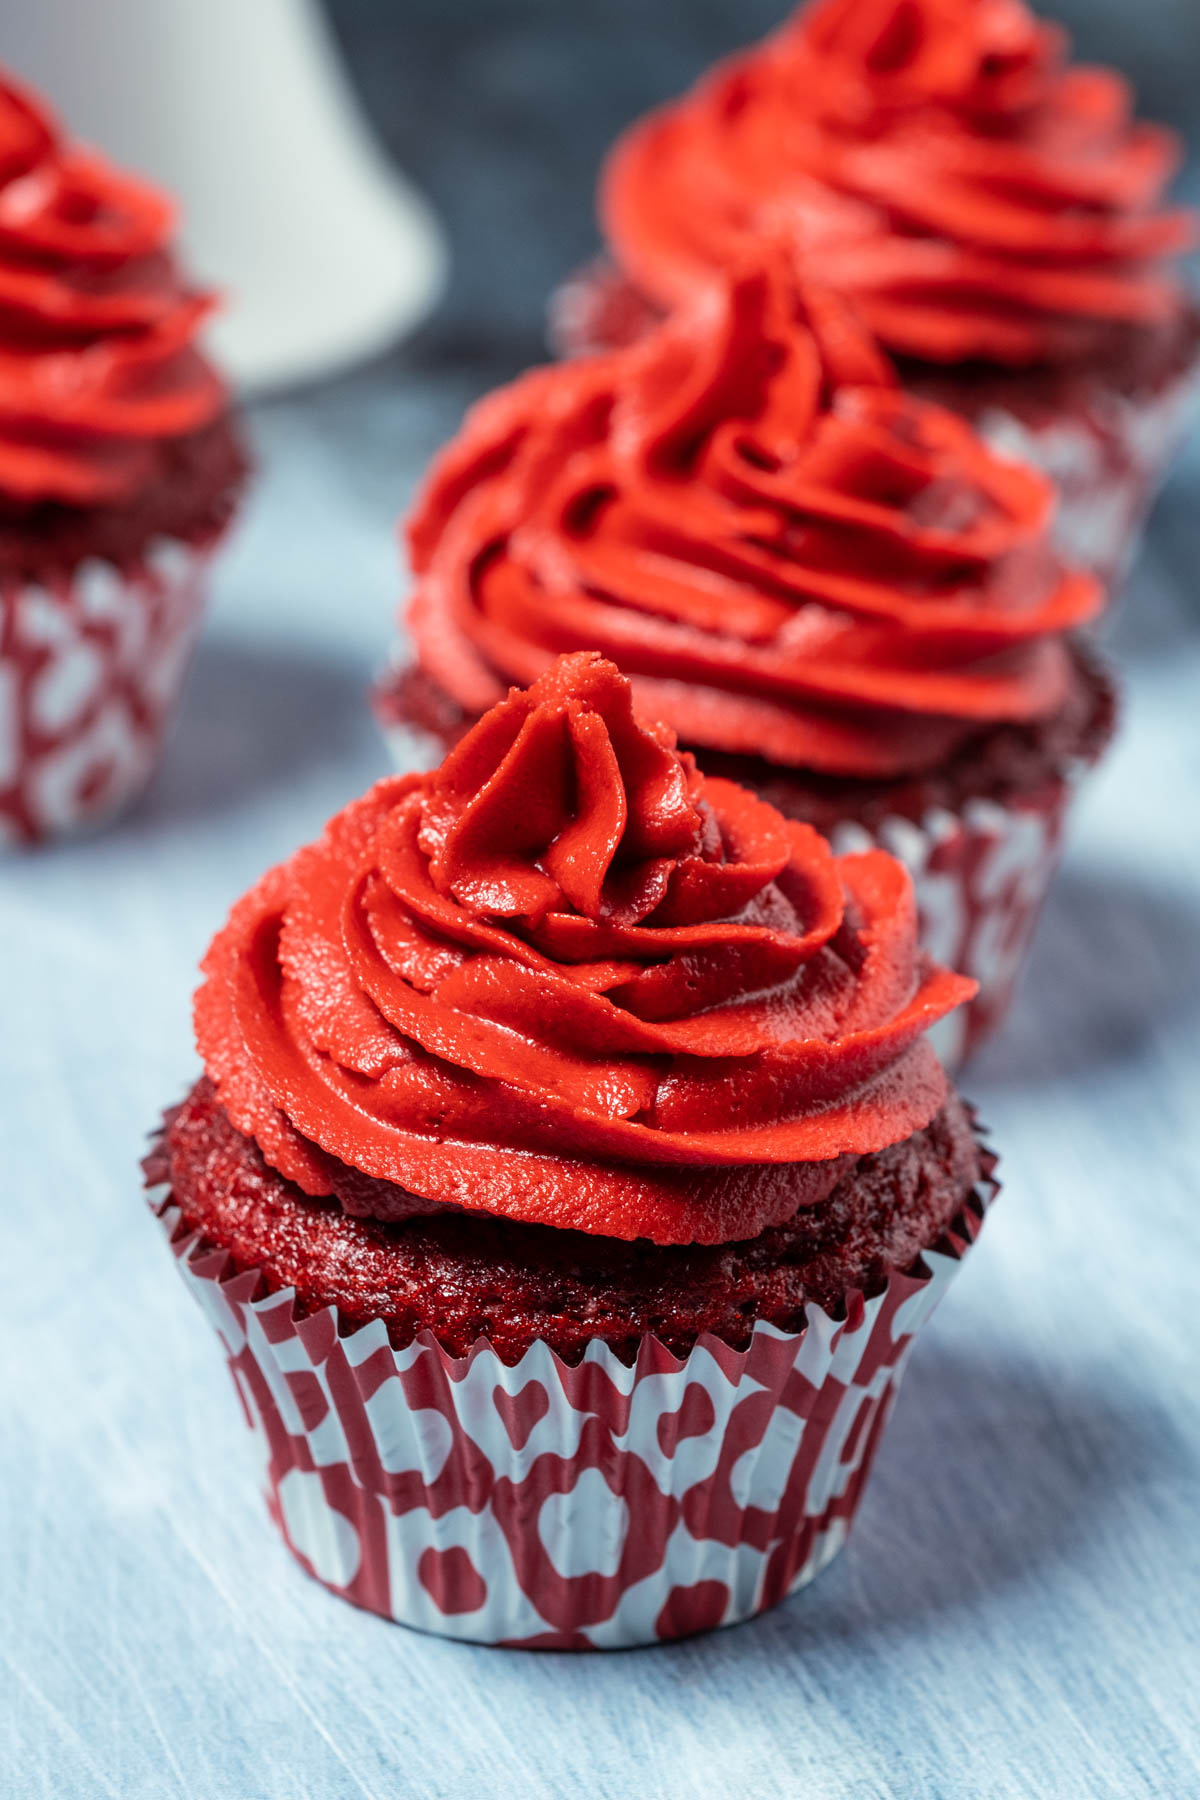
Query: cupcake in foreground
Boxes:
[
  {"xmin": 553, "ymin": 0, "xmax": 1200, "ymax": 586},
  {"xmin": 378, "ymin": 264, "xmax": 1114, "ymax": 1064},
  {"xmin": 0, "ymin": 72, "xmax": 247, "ymax": 846},
  {"xmin": 148, "ymin": 651, "xmax": 996, "ymax": 1647}
]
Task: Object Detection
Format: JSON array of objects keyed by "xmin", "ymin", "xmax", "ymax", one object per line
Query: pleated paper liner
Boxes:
[
  {"xmin": 148, "ymin": 1133, "xmax": 998, "ymax": 1647},
  {"xmin": 0, "ymin": 538, "xmax": 217, "ymax": 846},
  {"xmin": 829, "ymin": 779, "xmax": 1085, "ymax": 1070},
  {"xmin": 911, "ymin": 359, "xmax": 1200, "ymax": 595}
]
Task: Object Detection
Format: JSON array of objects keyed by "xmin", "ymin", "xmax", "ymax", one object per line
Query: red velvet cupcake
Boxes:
[
  {"xmin": 0, "ymin": 72, "xmax": 247, "ymax": 845},
  {"xmin": 552, "ymin": 0, "xmax": 1199, "ymax": 588},
  {"xmin": 378, "ymin": 264, "xmax": 1113, "ymax": 1064},
  {"xmin": 149, "ymin": 651, "xmax": 995, "ymax": 1646}
]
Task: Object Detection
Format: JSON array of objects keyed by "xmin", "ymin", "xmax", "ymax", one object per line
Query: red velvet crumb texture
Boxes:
[
  {"xmin": 0, "ymin": 415, "xmax": 248, "ymax": 584},
  {"xmin": 148, "ymin": 1076, "xmax": 984, "ymax": 1367},
  {"xmin": 899, "ymin": 302, "xmax": 1200, "ymax": 422}
]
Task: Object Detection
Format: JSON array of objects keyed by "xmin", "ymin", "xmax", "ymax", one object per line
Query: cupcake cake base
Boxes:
[
  {"xmin": 903, "ymin": 313, "xmax": 1200, "ymax": 591},
  {"xmin": 146, "ymin": 1082, "xmax": 996, "ymax": 1648}
]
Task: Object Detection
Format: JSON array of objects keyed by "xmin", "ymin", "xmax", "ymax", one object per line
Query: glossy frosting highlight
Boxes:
[
  {"xmin": 197, "ymin": 653, "xmax": 975, "ymax": 1245},
  {"xmin": 601, "ymin": 0, "xmax": 1197, "ymax": 366},
  {"xmin": 408, "ymin": 265, "xmax": 1102, "ymax": 778},
  {"xmin": 0, "ymin": 73, "xmax": 227, "ymax": 506}
]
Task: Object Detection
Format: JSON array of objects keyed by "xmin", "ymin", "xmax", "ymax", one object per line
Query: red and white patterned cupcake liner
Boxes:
[
  {"xmin": 148, "ymin": 1153, "xmax": 996, "ymax": 1648},
  {"xmin": 0, "ymin": 539, "xmax": 216, "ymax": 847},
  {"xmin": 928, "ymin": 368, "xmax": 1200, "ymax": 594},
  {"xmin": 834, "ymin": 779, "xmax": 1081, "ymax": 1069}
]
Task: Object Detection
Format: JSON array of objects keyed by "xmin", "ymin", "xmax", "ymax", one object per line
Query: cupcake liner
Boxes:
[
  {"xmin": 0, "ymin": 538, "xmax": 215, "ymax": 847},
  {"xmin": 833, "ymin": 778, "xmax": 1081, "ymax": 1069},
  {"xmin": 148, "ymin": 1152, "xmax": 996, "ymax": 1648},
  {"xmin": 936, "ymin": 362, "xmax": 1200, "ymax": 593}
]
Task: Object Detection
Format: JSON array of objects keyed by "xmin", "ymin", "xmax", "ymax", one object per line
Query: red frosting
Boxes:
[
  {"xmin": 601, "ymin": 0, "xmax": 1197, "ymax": 367},
  {"xmin": 0, "ymin": 73, "xmax": 228, "ymax": 507},
  {"xmin": 407, "ymin": 265, "xmax": 1102, "ymax": 779},
  {"xmin": 196, "ymin": 653, "xmax": 975, "ymax": 1245}
]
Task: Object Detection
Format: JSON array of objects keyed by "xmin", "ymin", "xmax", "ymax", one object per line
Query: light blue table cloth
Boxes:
[{"xmin": 3, "ymin": 368, "xmax": 1199, "ymax": 1800}]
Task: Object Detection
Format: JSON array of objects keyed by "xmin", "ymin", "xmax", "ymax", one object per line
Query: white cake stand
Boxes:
[{"xmin": 1, "ymin": 0, "xmax": 447, "ymax": 392}]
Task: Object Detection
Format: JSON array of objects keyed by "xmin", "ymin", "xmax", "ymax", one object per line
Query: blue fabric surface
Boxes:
[
  {"xmin": 4, "ymin": 4, "xmax": 1200, "ymax": 1794},
  {"xmin": 3, "ymin": 353, "xmax": 1199, "ymax": 1800}
]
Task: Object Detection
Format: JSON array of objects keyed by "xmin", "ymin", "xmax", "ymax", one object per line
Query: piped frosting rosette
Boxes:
[
  {"xmin": 0, "ymin": 71, "xmax": 244, "ymax": 846},
  {"xmin": 601, "ymin": 0, "xmax": 1197, "ymax": 368},
  {"xmin": 199, "ymin": 652, "xmax": 975, "ymax": 1246},
  {"xmin": 391, "ymin": 263, "xmax": 1109, "ymax": 1064},
  {"xmin": 409, "ymin": 263, "xmax": 1102, "ymax": 781},
  {"xmin": 0, "ymin": 73, "xmax": 228, "ymax": 508}
]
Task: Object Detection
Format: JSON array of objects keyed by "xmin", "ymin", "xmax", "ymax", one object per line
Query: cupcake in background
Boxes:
[
  {"xmin": 149, "ymin": 649, "xmax": 995, "ymax": 1646},
  {"xmin": 379, "ymin": 263, "xmax": 1114, "ymax": 1066},
  {"xmin": 0, "ymin": 72, "xmax": 247, "ymax": 846},
  {"xmin": 553, "ymin": 0, "xmax": 1199, "ymax": 588}
]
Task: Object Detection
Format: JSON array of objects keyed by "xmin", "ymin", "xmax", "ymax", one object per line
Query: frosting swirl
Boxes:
[
  {"xmin": 0, "ymin": 73, "xmax": 228, "ymax": 506},
  {"xmin": 197, "ymin": 653, "xmax": 974, "ymax": 1245},
  {"xmin": 601, "ymin": 0, "xmax": 1197, "ymax": 367},
  {"xmin": 408, "ymin": 264, "xmax": 1101, "ymax": 778}
]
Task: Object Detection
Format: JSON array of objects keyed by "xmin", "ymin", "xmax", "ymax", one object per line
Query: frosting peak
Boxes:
[
  {"xmin": 800, "ymin": 0, "xmax": 1064, "ymax": 117},
  {"xmin": 600, "ymin": 0, "xmax": 1197, "ymax": 367},
  {"xmin": 418, "ymin": 653, "xmax": 706, "ymax": 925},
  {"xmin": 0, "ymin": 72, "xmax": 228, "ymax": 506},
  {"xmin": 407, "ymin": 262, "xmax": 1102, "ymax": 780},
  {"xmin": 197, "ymin": 654, "xmax": 975, "ymax": 1245}
]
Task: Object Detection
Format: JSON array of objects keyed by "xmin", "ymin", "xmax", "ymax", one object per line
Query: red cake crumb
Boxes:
[
  {"xmin": 696, "ymin": 638, "xmax": 1115, "ymax": 835},
  {"xmin": 147, "ymin": 1076, "xmax": 985, "ymax": 1366},
  {"xmin": 0, "ymin": 415, "xmax": 248, "ymax": 583},
  {"xmin": 377, "ymin": 638, "xmax": 1114, "ymax": 836},
  {"xmin": 901, "ymin": 305, "xmax": 1200, "ymax": 430}
]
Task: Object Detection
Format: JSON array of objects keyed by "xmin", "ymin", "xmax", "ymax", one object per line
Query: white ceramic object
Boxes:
[{"xmin": 1, "ymin": 0, "xmax": 447, "ymax": 392}]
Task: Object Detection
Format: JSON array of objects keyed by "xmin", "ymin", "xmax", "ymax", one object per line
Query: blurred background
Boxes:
[
  {"xmin": 3, "ymin": 0, "xmax": 1195, "ymax": 865},
  {"xmin": 323, "ymin": 0, "xmax": 1200, "ymax": 365},
  {"xmin": 5, "ymin": 0, "xmax": 1199, "ymax": 391},
  {"xmin": 4, "ymin": 9, "xmax": 1200, "ymax": 1796}
]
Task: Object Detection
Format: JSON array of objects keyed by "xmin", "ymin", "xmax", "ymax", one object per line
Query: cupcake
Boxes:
[
  {"xmin": 552, "ymin": 0, "xmax": 1199, "ymax": 587},
  {"xmin": 0, "ymin": 72, "xmax": 247, "ymax": 846},
  {"xmin": 148, "ymin": 650, "xmax": 995, "ymax": 1647},
  {"xmin": 378, "ymin": 264, "xmax": 1113, "ymax": 1065}
]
